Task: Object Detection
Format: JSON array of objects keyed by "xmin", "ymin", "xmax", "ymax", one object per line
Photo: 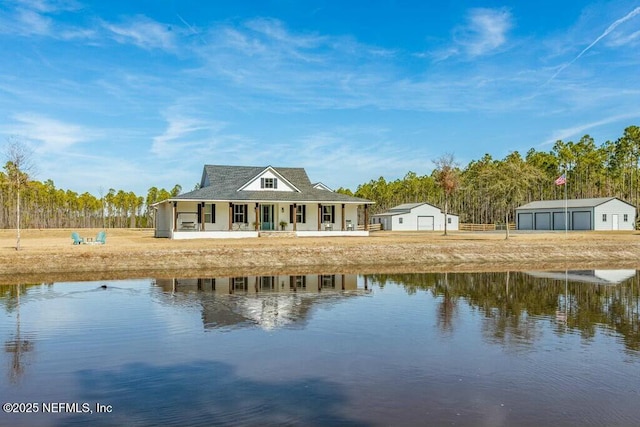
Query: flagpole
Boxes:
[{"xmin": 564, "ymin": 168, "xmax": 568, "ymax": 235}]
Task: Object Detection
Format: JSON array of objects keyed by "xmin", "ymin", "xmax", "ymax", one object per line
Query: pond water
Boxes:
[{"xmin": 1, "ymin": 270, "xmax": 639, "ymax": 426}]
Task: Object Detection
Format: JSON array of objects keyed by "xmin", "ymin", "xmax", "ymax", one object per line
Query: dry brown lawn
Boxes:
[{"xmin": 1, "ymin": 228, "xmax": 639, "ymax": 284}]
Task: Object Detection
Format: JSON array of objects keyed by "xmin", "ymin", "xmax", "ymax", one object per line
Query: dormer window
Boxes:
[{"xmin": 261, "ymin": 178, "xmax": 277, "ymax": 189}]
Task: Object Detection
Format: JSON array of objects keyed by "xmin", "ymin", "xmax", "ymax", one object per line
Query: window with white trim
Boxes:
[
  {"xmin": 297, "ymin": 205, "xmax": 306, "ymax": 223},
  {"xmin": 204, "ymin": 204, "xmax": 216, "ymax": 223},
  {"xmin": 602, "ymin": 214, "xmax": 607, "ymax": 222},
  {"xmin": 233, "ymin": 204, "xmax": 247, "ymax": 223},
  {"xmin": 291, "ymin": 275, "xmax": 306, "ymax": 289},
  {"xmin": 322, "ymin": 205, "xmax": 334, "ymax": 223},
  {"xmin": 624, "ymin": 214, "xmax": 628, "ymax": 222},
  {"xmin": 233, "ymin": 277, "xmax": 248, "ymax": 290},
  {"xmin": 321, "ymin": 275, "xmax": 336, "ymax": 288},
  {"xmin": 261, "ymin": 177, "xmax": 277, "ymax": 189}
]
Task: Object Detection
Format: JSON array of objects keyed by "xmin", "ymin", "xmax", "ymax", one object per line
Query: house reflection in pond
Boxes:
[
  {"xmin": 155, "ymin": 274, "xmax": 358, "ymax": 294},
  {"xmin": 525, "ymin": 270, "xmax": 636, "ymax": 285},
  {"xmin": 154, "ymin": 274, "xmax": 362, "ymax": 330}
]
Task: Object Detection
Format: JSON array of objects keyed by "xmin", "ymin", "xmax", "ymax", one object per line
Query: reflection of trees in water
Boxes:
[
  {"xmin": 434, "ymin": 273, "xmax": 457, "ymax": 334},
  {"xmin": 0, "ymin": 284, "xmax": 42, "ymax": 383},
  {"xmin": 367, "ymin": 271, "xmax": 640, "ymax": 352}
]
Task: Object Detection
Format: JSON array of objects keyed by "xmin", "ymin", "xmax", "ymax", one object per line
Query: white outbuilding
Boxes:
[
  {"xmin": 515, "ymin": 197, "xmax": 636, "ymax": 231},
  {"xmin": 371, "ymin": 202, "xmax": 459, "ymax": 231}
]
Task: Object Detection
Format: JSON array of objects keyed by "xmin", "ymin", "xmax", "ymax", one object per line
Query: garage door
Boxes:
[
  {"xmin": 417, "ymin": 216, "xmax": 434, "ymax": 230},
  {"xmin": 553, "ymin": 212, "xmax": 567, "ymax": 230},
  {"xmin": 535, "ymin": 212, "xmax": 551, "ymax": 230},
  {"xmin": 518, "ymin": 213, "xmax": 533, "ymax": 230},
  {"xmin": 572, "ymin": 211, "xmax": 591, "ymax": 230}
]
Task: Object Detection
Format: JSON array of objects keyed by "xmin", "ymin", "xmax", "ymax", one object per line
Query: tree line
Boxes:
[
  {"xmin": 0, "ymin": 173, "xmax": 182, "ymax": 229},
  {"xmin": 340, "ymin": 125, "xmax": 640, "ymax": 225},
  {"xmin": 2, "ymin": 125, "xmax": 638, "ymax": 230}
]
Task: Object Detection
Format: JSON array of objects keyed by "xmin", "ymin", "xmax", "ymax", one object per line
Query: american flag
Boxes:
[{"xmin": 555, "ymin": 174, "xmax": 566, "ymax": 186}]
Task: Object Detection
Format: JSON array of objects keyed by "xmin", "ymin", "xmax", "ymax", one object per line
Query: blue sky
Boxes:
[{"xmin": 1, "ymin": 0, "xmax": 639, "ymax": 196}]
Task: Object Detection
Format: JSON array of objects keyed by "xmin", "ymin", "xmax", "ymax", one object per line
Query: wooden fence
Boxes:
[
  {"xmin": 459, "ymin": 223, "xmax": 515, "ymax": 231},
  {"xmin": 360, "ymin": 223, "xmax": 511, "ymax": 232},
  {"xmin": 358, "ymin": 223, "xmax": 382, "ymax": 232}
]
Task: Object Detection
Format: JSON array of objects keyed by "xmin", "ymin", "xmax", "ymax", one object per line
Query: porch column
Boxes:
[
  {"xmin": 364, "ymin": 204, "xmax": 369, "ymax": 230},
  {"xmin": 255, "ymin": 203, "xmax": 260, "ymax": 230},
  {"xmin": 341, "ymin": 204, "xmax": 345, "ymax": 231},
  {"xmin": 200, "ymin": 202, "xmax": 205, "ymax": 231},
  {"xmin": 318, "ymin": 204, "xmax": 322, "ymax": 231},
  {"xmin": 173, "ymin": 202, "xmax": 177, "ymax": 232},
  {"xmin": 293, "ymin": 203, "xmax": 297, "ymax": 231},
  {"xmin": 228, "ymin": 203, "xmax": 233, "ymax": 230}
]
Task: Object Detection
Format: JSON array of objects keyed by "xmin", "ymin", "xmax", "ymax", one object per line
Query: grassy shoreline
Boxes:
[{"xmin": 1, "ymin": 228, "xmax": 639, "ymax": 284}]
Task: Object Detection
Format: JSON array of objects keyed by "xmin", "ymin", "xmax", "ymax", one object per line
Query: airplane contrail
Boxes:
[
  {"xmin": 177, "ymin": 14, "xmax": 198, "ymax": 35},
  {"xmin": 545, "ymin": 6, "xmax": 640, "ymax": 85}
]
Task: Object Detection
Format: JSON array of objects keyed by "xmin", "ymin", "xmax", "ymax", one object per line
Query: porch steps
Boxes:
[{"xmin": 258, "ymin": 231, "xmax": 297, "ymax": 238}]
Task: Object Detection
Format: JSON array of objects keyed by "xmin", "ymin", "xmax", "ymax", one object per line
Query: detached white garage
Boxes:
[
  {"xmin": 371, "ymin": 202, "xmax": 459, "ymax": 231},
  {"xmin": 515, "ymin": 197, "xmax": 636, "ymax": 231}
]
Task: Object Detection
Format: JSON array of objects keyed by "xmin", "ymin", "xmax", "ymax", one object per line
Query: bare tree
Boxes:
[
  {"xmin": 433, "ymin": 153, "xmax": 460, "ymax": 236},
  {"xmin": 3, "ymin": 138, "xmax": 34, "ymax": 250}
]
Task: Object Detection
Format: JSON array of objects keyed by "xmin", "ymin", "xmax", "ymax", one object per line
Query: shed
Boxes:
[
  {"xmin": 515, "ymin": 197, "xmax": 636, "ymax": 231},
  {"xmin": 371, "ymin": 202, "xmax": 459, "ymax": 231}
]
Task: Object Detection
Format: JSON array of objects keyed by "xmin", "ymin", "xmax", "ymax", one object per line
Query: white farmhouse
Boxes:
[
  {"xmin": 371, "ymin": 202, "xmax": 459, "ymax": 231},
  {"xmin": 153, "ymin": 165, "xmax": 374, "ymax": 239}
]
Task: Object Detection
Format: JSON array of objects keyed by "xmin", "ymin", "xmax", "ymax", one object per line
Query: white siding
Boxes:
[
  {"xmin": 593, "ymin": 199, "xmax": 636, "ymax": 231},
  {"xmin": 372, "ymin": 203, "xmax": 459, "ymax": 231},
  {"xmin": 154, "ymin": 202, "xmax": 173, "ymax": 237},
  {"xmin": 241, "ymin": 170, "xmax": 296, "ymax": 192},
  {"xmin": 204, "ymin": 203, "xmax": 229, "ymax": 231}
]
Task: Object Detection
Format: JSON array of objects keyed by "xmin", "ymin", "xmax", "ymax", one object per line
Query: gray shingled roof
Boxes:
[
  {"xmin": 171, "ymin": 165, "xmax": 373, "ymax": 204},
  {"xmin": 516, "ymin": 197, "xmax": 630, "ymax": 210}
]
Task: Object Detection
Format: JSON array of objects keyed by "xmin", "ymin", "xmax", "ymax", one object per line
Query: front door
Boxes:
[
  {"xmin": 261, "ymin": 204, "xmax": 274, "ymax": 230},
  {"xmin": 612, "ymin": 214, "xmax": 619, "ymax": 230}
]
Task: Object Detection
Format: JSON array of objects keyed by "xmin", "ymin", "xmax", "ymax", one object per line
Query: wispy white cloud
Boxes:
[
  {"xmin": 4, "ymin": 113, "xmax": 97, "ymax": 153},
  {"xmin": 263, "ymin": 128, "xmax": 432, "ymax": 189},
  {"xmin": 192, "ymin": 18, "xmax": 490, "ymax": 113},
  {"xmin": 453, "ymin": 8, "xmax": 513, "ymax": 57},
  {"xmin": 0, "ymin": 0, "xmax": 87, "ymax": 38},
  {"xmin": 541, "ymin": 112, "xmax": 640, "ymax": 145},
  {"xmin": 16, "ymin": 10, "xmax": 52, "ymax": 35},
  {"xmin": 545, "ymin": 6, "xmax": 640, "ymax": 84},
  {"xmin": 245, "ymin": 18, "xmax": 324, "ymax": 51},
  {"xmin": 606, "ymin": 29, "xmax": 640, "ymax": 47},
  {"xmin": 151, "ymin": 112, "xmax": 226, "ymax": 158},
  {"xmin": 103, "ymin": 15, "xmax": 177, "ymax": 50},
  {"xmin": 14, "ymin": 0, "xmax": 81, "ymax": 14}
]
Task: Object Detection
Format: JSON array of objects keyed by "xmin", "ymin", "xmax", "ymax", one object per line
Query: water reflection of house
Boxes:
[
  {"xmin": 156, "ymin": 274, "xmax": 358, "ymax": 294},
  {"xmin": 155, "ymin": 274, "xmax": 361, "ymax": 330},
  {"xmin": 525, "ymin": 270, "xmax": 636, "ymax": 285}
]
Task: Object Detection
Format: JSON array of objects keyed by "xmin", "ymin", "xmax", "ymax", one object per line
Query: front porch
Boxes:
[
  {"xmin": 155, "ymin": 200, "xmax": 370, "ymax": 239},
  {"xmin": 168, "ymin": 229, "xmax": 369, "ymax": 239}
]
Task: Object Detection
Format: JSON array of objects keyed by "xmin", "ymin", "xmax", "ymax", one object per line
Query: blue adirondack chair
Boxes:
[
  {"xmin": 71, "ymin": 232, "xmax": 84, "ymax": 245},
  {"xmin": 95, "ymin": 231, "xmax": 106, "ymax": 244}
]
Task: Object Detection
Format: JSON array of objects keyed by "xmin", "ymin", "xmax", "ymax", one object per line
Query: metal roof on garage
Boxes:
[{"xmin": 516, "ymin": 197, "xmax": 631, "ymax": 210}]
